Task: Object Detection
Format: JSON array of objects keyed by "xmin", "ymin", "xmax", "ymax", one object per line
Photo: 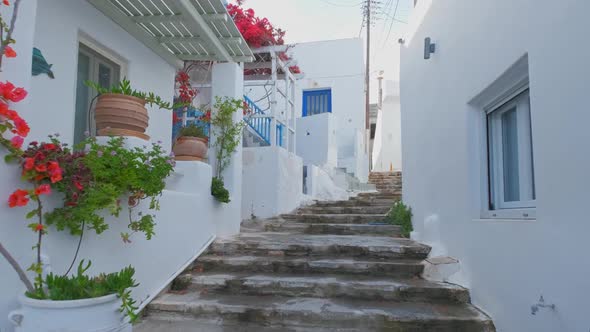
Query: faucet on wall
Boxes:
[{"xmin": 531, "ymin": 295, "xmax": 556, "ymax": 315}]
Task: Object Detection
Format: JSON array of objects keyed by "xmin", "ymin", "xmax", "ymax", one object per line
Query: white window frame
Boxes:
[
  {"xmin": 74, "ymin": 33, "xmax": 126, "ymax": 143},
  {"xmin": 469, "ymin": 54, "xmax": 536, "ymax": 220},
  {"xmin": 487, "ymin": 89, "xmax": 535, "ymax": 211}
]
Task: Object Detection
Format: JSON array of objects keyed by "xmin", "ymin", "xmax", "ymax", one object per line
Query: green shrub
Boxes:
[
  {"xmin": 27, "ymin": 260, "xmax": 139, "ymax": 321},
  {"xmin": 388, "ymin": 201, "xmax": 413, "ymax": 238},
  {"xmin": 211, "ymin": 177, "xmax": 230, "ymax": 203}
]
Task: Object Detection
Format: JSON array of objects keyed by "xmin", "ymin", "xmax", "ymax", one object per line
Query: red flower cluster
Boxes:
[
  {"xmin": 8, "ymin": 189, "xmax": 29, "ymax": 207},
  {"xmin": 22, "ymin": 143, "xmax": 63, "ymax": 184},
  {"xmin": 199, "ymin": 109, "xmax": 211, "ymax": 123},
  {"xmin": 175, "ymin": 70, "xmax": 197, "ymax": 105},
  {"xmin": 227, "ymin": 0, "xmax": 285, "ymax": 48},
  {"xmin": 1, "ymin": 81, "xmax": 27, "ymax": 102}
]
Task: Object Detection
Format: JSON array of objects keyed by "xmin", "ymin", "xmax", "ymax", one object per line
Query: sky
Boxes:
[{"xmin": 230, "ymin": 0, "xmax": 414, "ymax": 102}]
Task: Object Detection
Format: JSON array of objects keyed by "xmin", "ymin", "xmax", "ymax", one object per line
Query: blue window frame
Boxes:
[{"xmin": 302, "ymin": 89, "xmax": 332, "ymax": 117}]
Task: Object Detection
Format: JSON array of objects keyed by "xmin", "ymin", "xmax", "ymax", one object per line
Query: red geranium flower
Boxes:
[
  {"xmin": 34, "ymin": 184, "xmax": 51, "ymax": 196},
  {"xmin": 4, "ymin": 46, "xmax": 15, "ymax": 58},
  {"xmin": 3, "ymin": 0, "xmax": 10, "ymax": 6},
  {"xmin": 34, "ymin": 224, "xmax": 45, "ymax": 232},
  {"xmin": 73, "ymin": 181, "xmax": 84, "ymax": 191},
  {"xmin": 23, "ymin": 157, "xmax": 35, "ymax": 170},
  {"xmin": 10, "ymin": 135, "xmax": 23, "ymax": 149},
  {"xmin": 35, "ymin": 164, "xmax": 47, "ymax": 172},
  {"xmin": 8, "ymin": 189, "xmax": 29, "ymax": 207}
]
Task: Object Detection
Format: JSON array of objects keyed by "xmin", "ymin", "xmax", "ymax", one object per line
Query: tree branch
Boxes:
[
  {"xmin": 0, "ymin": 242, "xmax": 35, "ymax": 293},
  {"xmin": 0, "ymin": 0, "xmax": 22, "ymax": 68}
]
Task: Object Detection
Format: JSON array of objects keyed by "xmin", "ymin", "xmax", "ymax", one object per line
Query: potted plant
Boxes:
[
  {"xmin": 0, "ymin": 5, "xmax": 175, "ymax": 329},
  {"xmin": 2, "ymin": 135, "xmax": 174, "ymax": 332},
  {"xmin": 173, "ymin": 123, "xmax": 209, "ymax": 161},
  {"xmin": 86, "ymin": 79, "xmax": 176, "ymax": 140},
  {"xmin": 210, "ymin": 97, "xmax": 246, "ymax": 203}
]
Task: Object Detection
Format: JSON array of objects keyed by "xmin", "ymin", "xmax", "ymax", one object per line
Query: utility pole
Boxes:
[
  {"xmin": 378, "ymin": 71, "xmax": 384, "ymax": 110},
  {"xmin": 365, "ymin": 0, "xmax": 371, "ymax": 153}
]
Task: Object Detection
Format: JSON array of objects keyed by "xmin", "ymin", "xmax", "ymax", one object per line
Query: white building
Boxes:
[
  {"xmin": 240, "ymin": 39, "xmax": 369, "ymax": 218},
  {"xmin": 292, "ymin": 38, "xmax": 369, "ymax": 183},
  {"xmin": 0, "ymin": 1, "xmax": 251, "ymax": 330},
  {"xmin": 372, "ymin": 80, "xmax": 402, "ymax": 172},
  {"xmin": 400, "ymin": 1, "xmax": 590, "ymax": 331}
]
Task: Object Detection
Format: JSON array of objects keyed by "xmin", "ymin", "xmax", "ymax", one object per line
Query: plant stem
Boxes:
[
  {"xmin": 0, "ymin": 0, "xmax": 22, "ymax": 68},
  {"xmin": 0, "ymin": 242, "xmax": 35, "ymax": 293},
  {"xmin": 36, "ymin": 198, "xmax": 43, "ymax": 267}
]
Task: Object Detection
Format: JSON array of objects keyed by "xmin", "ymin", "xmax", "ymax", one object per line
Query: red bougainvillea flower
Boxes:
[
  {"xmin": 10, "ymin": 135, "xmax": 23, "ymax": 149},
  {"xmin": 23, "ymin": 157, "xmax": 35, "ymax": 170},
  {"xmin": 34, "ymin": 184, "xmax": 51, "ymax": 196},
  {"xmin": 8, "ymin": 189, "xmax": 29, "ymax": 207},
  {"xmin": 0, "ymin": 81, "xmax": 28, "ymax": 102},
  {"xmin": 4, "ymin": 46, "xmax": 15, "ymax": 58},
  {"xmin": 34, "ymin": 163, "xmax": 47, "ymax": 172},
  {"xmin": 12, "ymin": 116, "xmax": 30, "ymax": 136},
  {"xmin": 2, "ymin": 0, "xmax": 9, "ymax": 6}
]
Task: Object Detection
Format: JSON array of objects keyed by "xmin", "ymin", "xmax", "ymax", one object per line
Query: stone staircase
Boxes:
[
  {"xmin": 137, "ymin": 174, "xmax": 495, "ymax": 331},
  {"xmin": 369, "ymin": 171, "xmax": 403, "ymax": 196}
]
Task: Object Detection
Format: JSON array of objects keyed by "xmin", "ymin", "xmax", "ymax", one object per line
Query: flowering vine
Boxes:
[{"xmin": 228, "ymin": 0, "xmax": 301, "ymax": 76}]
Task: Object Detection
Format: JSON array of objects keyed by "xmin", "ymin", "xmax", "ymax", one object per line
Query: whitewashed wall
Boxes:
[
  {"xmin": 401, "ymin": 1, "xmax": 590, "ymax": 331},
  {"xmin": 0, "ymin": 1, "xmax": 240, "ymax": 330},
  {"xmin": 242, "ymin": 147, "xmax": 303, "ymax": 219},
  {"xmin": 291, "ymin": 39, "xmax": 368, "ymax": 182},
  {"xmin": 296, "ymin": 112, "xmax": 337, "ymax": 169},
  {"xmin": 372, "ymin": 80, "xmax": 402, "ymax": 171}
]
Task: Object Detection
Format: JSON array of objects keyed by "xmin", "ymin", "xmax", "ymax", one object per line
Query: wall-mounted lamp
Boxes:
[
  {"xmin": 398, "ymin": 38, "xmax": 405, "ymax": 45},
  {"xmin": 424, "ymin": 37, "xmax": 436, "ymax": 59}
]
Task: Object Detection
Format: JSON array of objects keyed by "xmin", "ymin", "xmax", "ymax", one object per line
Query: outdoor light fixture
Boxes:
[{"xmin": 424, "ymin": 37, "xmax": 436, "ymax": 59}]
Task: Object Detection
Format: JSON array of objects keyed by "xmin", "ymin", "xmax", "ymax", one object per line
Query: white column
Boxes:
[
  {"xmin": 210, "ymin": 61, "xmax": 244, "ymax": 237},
  {"xmin": 269, "ymin": 53, "xmax": 277, "ymax": 147}
]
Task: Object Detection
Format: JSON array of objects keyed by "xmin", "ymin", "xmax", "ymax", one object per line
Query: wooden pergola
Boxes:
[{"xmin": 88, "ymin": 0, "xmax": 254, "ymax": 67}]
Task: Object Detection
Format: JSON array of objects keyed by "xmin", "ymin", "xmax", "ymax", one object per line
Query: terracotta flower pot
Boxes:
[
  {"xmin": 173, "ymin": 136, "xmax": 208, "ymax": 161},
  {"xmin": 95, "ymin": 93, "xmax": 150, "ymax": 140}
]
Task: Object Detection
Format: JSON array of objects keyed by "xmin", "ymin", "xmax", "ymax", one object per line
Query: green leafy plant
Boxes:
[
  {"xmin": 86, "ymin": 78, "xmax": 182, "ymax": 110},
  {"xmin": 46, "ymin": 136, "xmax": 175, "ymax": 242},
  {"xmin": 211, "ymin": 97, "xmax": 245, "ymax": 178},
  {"xmin": 388, "ymin": 201, "xmax": 413, "ymax": 238},
  {"xmin": 27, "ymin": 260, "xmax": 140, "ymax": 322},
  {"xmin": 178, "ymin": 124, "xmax": 207, "ymax": 139},
  {"xmin": 211, "ymin": 176, "xmax": 230, "ymax": 203}
]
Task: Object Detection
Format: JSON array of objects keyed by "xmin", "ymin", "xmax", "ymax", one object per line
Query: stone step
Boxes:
[
  {"xmin": 356, "ymin": 192, "xmax": 401, "ymax": 199},
  {"xmin": 262, "ymin": 222, "xmax": 401, "ymax": 236},
  {"xmin": 313, "ymin": 199, "xmax": 395, "ymax": 207},
  {"xmin": 281, "ymin": 213, "xmax": 389, "ymax": 224},
  {"xmin": 297, "ymin": 205, "xmax": 391, "ymax": 214},
  {"xmin": 187, "ymin": 272, "xmax": 471, "ymax": 303},
  {"xmin": 208, "ymin": 233, "xmax": 430, "ymax": 259},
  {"xmin": 147, "ymin": 293, "xmax": 495, "ymax": 332},
  {"xmin": 136, "ymin": 315, "xmax": 361, "ymax": 332},
  {"xmin": 195, "ymin": 255, "xmax": 425, "ymax": 278}
]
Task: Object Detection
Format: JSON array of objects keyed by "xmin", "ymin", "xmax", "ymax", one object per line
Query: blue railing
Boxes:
[{"xmin": 244, "ymin": 95, "xmax": 283, "ymax": 147}]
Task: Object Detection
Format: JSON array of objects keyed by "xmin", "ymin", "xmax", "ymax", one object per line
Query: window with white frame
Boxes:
[
  {"xmin": 487, "ymin": 89, "xmax": 535, "ymax": 210},
  {"xmin": 74, "ymin": 43, "xmax": 121, "ymax": 144}
]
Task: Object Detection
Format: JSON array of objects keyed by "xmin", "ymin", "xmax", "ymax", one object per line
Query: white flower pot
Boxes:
[{"xmin": 8, "ymin": 293, "xmax": 132, "ymax": 332}]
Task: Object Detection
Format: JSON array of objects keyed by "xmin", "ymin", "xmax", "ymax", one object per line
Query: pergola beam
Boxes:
[
  {"xmin": 159, "ymin": 36, "xmax": 242, "ymax": 44},
  {"xmin": 88, "ymin": 0, "xmax": 183, "ymax": 68},
  {"xmin": 177, "ymin": 0, "xmax": 233, "ymax": 62}
]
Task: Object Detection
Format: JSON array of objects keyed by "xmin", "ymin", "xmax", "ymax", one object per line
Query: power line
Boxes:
[
  {"xmin": 318, "ymin": 0, "xmax": 364, "ymax": 7},
  {"xmin": 382, "ymin": 0, "xmax": 400, "ymax": 47}
]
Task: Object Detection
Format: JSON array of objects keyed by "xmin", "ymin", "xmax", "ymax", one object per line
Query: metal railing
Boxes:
[{"xmin": 244, "ymin": 95, "xmax": 284, "ymax": 147}]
